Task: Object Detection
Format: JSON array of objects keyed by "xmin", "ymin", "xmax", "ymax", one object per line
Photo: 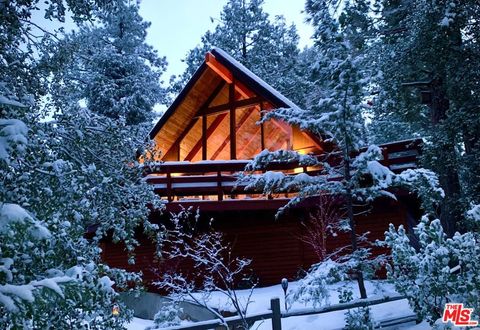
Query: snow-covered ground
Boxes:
[{"xmin": 126, "ymin": 280, "xmax": 432, "ymax": 330}]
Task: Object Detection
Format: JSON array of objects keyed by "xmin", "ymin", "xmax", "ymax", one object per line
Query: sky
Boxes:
[
  {"xmin": 31, "ymin": 0, "xmax": 314, "ymax": 79},
  {"xmin": 31, "ymin": 0, "xmax": 314, "ymax": 113},
  {"xmin": 138, "ymin": 0, "xmax": 314, "ymax": 79}
]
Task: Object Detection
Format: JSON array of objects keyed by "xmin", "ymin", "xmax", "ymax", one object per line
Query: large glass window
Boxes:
[
  {"xmin": 264, "ymin": 118, "xmax": 292, "ymax": 151},
  {"xmin": 207, "ymin": 112, "xmax": 230, "ymax": 160},
  {"xmin": 180, "ymin": 119, "xmax": 202, "ymax": 162},
  {"xmin": 235, "ymin": 105, "xmax": 262, "ymax": 159}
]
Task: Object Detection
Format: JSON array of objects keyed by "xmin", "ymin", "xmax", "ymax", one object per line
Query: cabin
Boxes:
[{"xmin": 102, "ymin": 48, "xmax": 422, "ymax": 291}]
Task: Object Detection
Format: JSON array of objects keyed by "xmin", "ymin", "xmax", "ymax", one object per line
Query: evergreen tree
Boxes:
[
  {"xmin": 372, "ymin": 0, "xmax": 480, "ymax": 235},
  {"xmin": 46, "ymin": 1, "xmax": 168, "ymax": 125},
  {"xmin": 172, "ymin": 0, "xmax": 309, "ymax": 106},
  {"xmin": 0, "ymin": 1, "xmax": 163, "ymax": 327},
  {"xmin": 241, "ymin": 0, "xmax": 443, "ymax": 302},
  {"xmin": 385, "ymin": 210, "xmax": 480, "ymax": 324}
]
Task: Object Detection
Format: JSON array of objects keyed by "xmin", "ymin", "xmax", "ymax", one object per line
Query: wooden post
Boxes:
[
  {"xmin": 381, "ymin": 147, "xmax": 390, "ymax": 168},
  {"xmin": 166, "ymin": 171, "xmax": 172, "ymax": 202},
  {"xmin": 202, "ymin": 115, "xmax": 207, "ymax": 160},
  {"xmin": 271, "ymin": 298, "xmax": 282, "ymax": 330},
  {"xmin": 260, "ymin": 103, "xmax": 265, "ymax": 150},
  {"xmin": 177, "ymin": 142, "xmax": 180, "ymax": 161},
  {"xmin": 217, "ymin": 170, "xmax": 223, "ymax": 201},
  {"xmin": 229, "ymin": 81, "xmax": 236, "ymax": 159}
]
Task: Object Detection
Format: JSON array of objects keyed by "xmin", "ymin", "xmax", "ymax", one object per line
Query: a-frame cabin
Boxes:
[
  {"xmin": 150, "ymin": 47, "xmax": 323, "ymax": 164},
  {"xmin": 102, "ymin": 48, "xmax": 422, "ymax": 290}
]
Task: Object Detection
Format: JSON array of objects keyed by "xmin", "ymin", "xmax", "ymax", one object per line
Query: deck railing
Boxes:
[{"xmin": 145, "ymin": 139, "xmax": 422, "ymax": 204}]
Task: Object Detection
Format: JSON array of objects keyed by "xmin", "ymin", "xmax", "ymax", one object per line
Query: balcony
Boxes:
[{"xmin": 144, "ymin": 139, "xmax": 422, "ymax": 211}]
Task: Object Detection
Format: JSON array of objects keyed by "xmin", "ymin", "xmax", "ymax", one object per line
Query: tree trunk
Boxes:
[
  {"xmin": 428, "ymin": 78, "xmax": 462, "ymax": 236},
  {"xmin": 344, "ymin": 156, "xmax": 368, "ymax": 299}
]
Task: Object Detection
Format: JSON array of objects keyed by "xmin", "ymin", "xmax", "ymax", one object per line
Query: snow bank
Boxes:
[{"xmin": 125, "ymin": 280, "xmax": 422, "ymax": 330}]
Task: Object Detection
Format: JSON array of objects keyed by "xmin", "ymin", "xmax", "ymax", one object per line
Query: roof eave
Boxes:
[
  {"xmin": 149, "ymin": 62, "xmax": 208, "ymax": 139},
  {"xmin": 211, "ymin": 48, "xmax": 301, "ymax": 111}
]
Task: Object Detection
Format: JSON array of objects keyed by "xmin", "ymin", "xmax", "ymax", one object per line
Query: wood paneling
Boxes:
[{"xmin": 101, "ymin": 200, "xmax": 409, "ymax": 291}]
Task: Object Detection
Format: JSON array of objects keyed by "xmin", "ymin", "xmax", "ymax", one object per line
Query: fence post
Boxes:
[{"xmin": 271, "ymin": 298, "xmax": 282, "ymax": 330}]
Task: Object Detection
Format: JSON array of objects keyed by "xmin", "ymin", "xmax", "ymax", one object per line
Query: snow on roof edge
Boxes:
[{"xmin": 212, "ymin": 47, "xmax": 302, "ymax": 112}]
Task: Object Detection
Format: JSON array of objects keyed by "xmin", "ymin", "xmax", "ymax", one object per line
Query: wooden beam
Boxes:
[
  {"xmin": 211, "ymin": 106, "xmax": 256, "ymax": 160},
  {"xmin": 260, "ymin": 103, "xmax": 265, "ymax": 150},
  {"xmin": 197, "ymin": 81, "xmax": 226, "ymax": 113},
  {"xmin": 205, "ymin": 52, "xmax": 233, "ymax": 84},
  {"xmin": 205, "ymin": 53, "xmax": 255, "ymax": 98},
  {"xmin": 184, "ymin": 113, "xmax": 228, "ymax": 161},
  {"xmin": 235, "ymin": 80, "xmax": 255, "ymax": 98},
  {"xmin": 229, "ymin": 82, "xmax": 236, "ymax": 159},
  {"xmin": 196, "ymin": 96, "xmax": 263, "ymax": 117}
]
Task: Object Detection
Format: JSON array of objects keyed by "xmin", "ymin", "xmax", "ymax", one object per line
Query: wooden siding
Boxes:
[{"xmin": 101, "ymin": 198, "xmax": 409, "ymax": 291}]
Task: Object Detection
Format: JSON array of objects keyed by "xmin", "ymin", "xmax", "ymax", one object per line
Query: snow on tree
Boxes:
[
  {"xmin": 45, "ymin": 1, "xmax": 168, "ymax": 125},
  {"xmin": 241, "ymin": 0, "xmax": 444, "ymax": 308},
  {"xmin": 344, "ymin": 306, "xmax": 376, "ymax": 330},
  {"xmin": 0, "ymin": 119, "xmax": 28, "ymax": 162},
  {"xmin": 1, "ymin": 0, "xmax": 165, "ymax": 327},
  {"xmin": 385, "ymin": 211, "xmax": 480, "ymax": 325},
  {"xmin": 370, "ymin": 0, "xmax": 480, "ymax": 235}
]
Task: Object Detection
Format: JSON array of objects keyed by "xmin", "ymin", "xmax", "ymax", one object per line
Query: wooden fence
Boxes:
[{"xmin": 158, "ymin": 295, "xmax": 417, "ymax": 330}]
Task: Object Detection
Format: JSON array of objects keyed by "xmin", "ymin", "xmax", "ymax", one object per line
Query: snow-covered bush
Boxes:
[
  {"xmin": 0, "ymin": 202, "xmax": 139, "ymax": 328},
  {"xmin": 148, "ymin": 302, "xmax": 183, "ymax": 329},
  {"xmin": 344, "ymin": 307, "xmax": 375, "ymax": 330},
  {"xmin": 287, "ymin": 259, "xmax": 341, "ymax": 308},
  {"xmin": 385, "ymin": 214, "xmax": 480, "ymax": 325}
]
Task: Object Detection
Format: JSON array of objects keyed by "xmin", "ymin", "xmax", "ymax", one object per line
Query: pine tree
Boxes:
[
  {"xmin": 372, "ymin": 0, "xmax": 480, "ymax": 235},
  {"xmin": 1, "ymin": 1, "xmax": 163, "ymax": 327},
  {"xmin": 241, "ymin": 0, "xmax": 443, "ymax": 302},
  {"xmin": 46, "ymin": 1, "xmax": 168, "ymax": 125},
  {"xmin": 172, "ymin": 0, "xmax": 309, "ymax": 106},
  {"xmin": 385, "ymin": 210, "xmax": 480, "ymax": 324}
]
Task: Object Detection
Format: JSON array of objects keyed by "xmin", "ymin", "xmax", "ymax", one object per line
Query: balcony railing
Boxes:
[{"xmin": 145, "ymin": 139, "xmax": 422, "ymax": 206}]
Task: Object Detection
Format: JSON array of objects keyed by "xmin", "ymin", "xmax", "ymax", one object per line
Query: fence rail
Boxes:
[{"xmin": 158, "ymin": 295, "xmax": 415, "ymax": 330}]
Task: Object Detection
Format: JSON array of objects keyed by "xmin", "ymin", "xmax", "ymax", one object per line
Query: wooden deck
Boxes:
[{"xmin": 145, "ymin": 139, "xmax": 422, "ymax": 211}]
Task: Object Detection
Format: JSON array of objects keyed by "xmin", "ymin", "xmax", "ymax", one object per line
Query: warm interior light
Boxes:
[
  {"xmin": 112, "ymin": 305, "xmax": 120, "ymax": 316},
  {"xmin": 293, "ymin": 167, "xmax": 304, "ymax": 174}
]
